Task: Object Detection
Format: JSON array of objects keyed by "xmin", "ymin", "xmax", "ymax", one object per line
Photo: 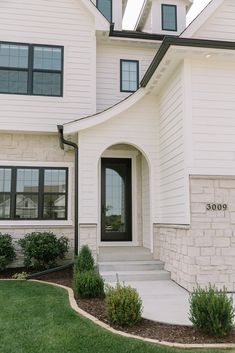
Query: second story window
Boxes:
[
  {"xmin": 97, "ymin": 0, "xmax": 112, "ymax": 22},
  {"xmin": 0, "ymin": 42, "xmax": 63, "ymax": 96},
  {"xmin": 162, "ymin": 4, "xmax": 177, "ymax": 31},
  {"xmin": 120, "ymin": 60, "xmax": 139, "ymax": 93}
]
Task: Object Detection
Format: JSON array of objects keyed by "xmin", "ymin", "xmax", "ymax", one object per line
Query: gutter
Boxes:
[
  {"xmin": 141, "ymin": 36, "xmax": 235, "ymax": 87},
  {"xmin": 57, "ymin": 125, "xmax": 79, "ymax": 256},
  {"xmin": 109, "ymin": 23, "xmax": 165, "ymax": 41}
]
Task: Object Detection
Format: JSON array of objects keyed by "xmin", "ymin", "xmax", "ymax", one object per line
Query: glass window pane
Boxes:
[
  {"xmin": 33, "ymin": 72, "xmax": 61, "ymax": 96},
  {"xmin": 0, "ymin": 194, "xmax": 11, "ymax": 219},
  {"xmin": 121, "ymin": 61, "xmax": 138, "ymax": 92},
  {"xmin": 0, "ymin": 44, "xmax": 28, "ymax": 68},
  {"xmin": 97, "ymin": 0, "xmax": 112, "ymax": 21},
  {"xmin": 0, "ymin": 168, "xmax": 11, "ymax": 192},
  {"xmin": 162, "ymin": 5, "xmax": 177, "ymax": 31},
  {"xmin": 0, "ymin": 70, "xmax": 28, "ymax": 94},
  {"xmin": 33, "ymin": 46, "xmax": 62, "ymax": 70},
  {"xmin": 43, "ymin": 194, "xmax": 66, "ymax": 219},
  {"xmin": 15, "ymin": 194, "xmax": 38, "ymax": 219},
  {"xmin": 16, "ymin": 169, "xmax": 39, "ymax": 192},
  {"xmin": 44, "ymin": 169, "xmax": 66, "ymax": 193}
]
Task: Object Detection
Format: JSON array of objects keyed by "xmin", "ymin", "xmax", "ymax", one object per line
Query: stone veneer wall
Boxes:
[
  {"xmin": 79, "ymin": 224, "xmax": 98, "ymax": 261},
  {"xmin": 0, "ymin": 133, "xmax": 75, "ymax": 267},
  {"xmin": 154, "ymin": 176, "xmax": 235, "ymax": 292}
]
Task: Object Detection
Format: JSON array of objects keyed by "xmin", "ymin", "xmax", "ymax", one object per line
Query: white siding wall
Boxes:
[
  {"xmin": 96, "ymin": 43, "xmax": 156, "ymax": 112},
  {"xmin": 191, "ymin": 59, "xmax": 235, "ymax": 174},
  {"xmin": 158, "ymin": 65, "xmax": 187, "ymax": 224},
  {"xmin": 193, "ymin": 0, "xmax": 235, "ymax": 41},
  {"xmin": 0, "ymin": 0, "xmax": 96, "ymax": 132}
]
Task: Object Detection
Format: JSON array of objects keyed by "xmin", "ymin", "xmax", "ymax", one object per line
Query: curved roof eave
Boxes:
[{"xmin": 63, "ymin": 88, "xmax": 146, "ymax": 134}]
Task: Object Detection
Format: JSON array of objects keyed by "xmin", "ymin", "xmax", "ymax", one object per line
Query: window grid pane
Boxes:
[
  {"xmin": 33, "ymin": 47, "xmax": 62, "ymax": 70},
  {"xmin": 43, "ymin": 194, "xmax": 66, "ymax": 219},
  {"xmin": 0, "ymin": 70, "xmax": 28, "ymax": 94},
  {"xmin": 97, "ymin": 0, "xmax": 112, "ymax": 22},
  {"xmin": 121, "ymin": 60, "xmax": 138, "ymax": 92},
  {"xmin": 162, "ymin": 5, "xmax": 177, "ymax": 31},
  {"xmin": 15, "ymin": 194, "xmax": 39, "ymax": 219},
  {"xmin": 0, "ymin": 44, "xmax": 28, "ymax": 68},
  {"xmin": 33, "ymin": 72, "xmax": 61, "ymax": 96},
  {"xmin": 16, "ymin": 169, "xmax": 39, "ymax": 193},
  {"xmin": 0, "ymin": 194, "xmax": 11, "ymax": 219},
  {"xmin": 0, "ymin": 168, "xmax": 11, "ymax": 192}
]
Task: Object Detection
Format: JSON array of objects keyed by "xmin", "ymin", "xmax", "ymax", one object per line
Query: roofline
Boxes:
[
  {"xmin": 141, "ymin": 36, "xmax": 235, "ymax": 87},
  {"xmin": 110, "ymin": 23, "xmax": 166, "ymax": 41}
]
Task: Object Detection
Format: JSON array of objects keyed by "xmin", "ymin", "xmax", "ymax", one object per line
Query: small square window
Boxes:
[
  {"xmin": 120, "ymin": 60, "xmax": 139, "ymax": 93},
  {"xmin": 162, "ymin": 4, "xmax": 177, "ymax": 31}
]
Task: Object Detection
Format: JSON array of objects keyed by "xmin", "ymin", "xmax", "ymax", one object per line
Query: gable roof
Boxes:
[{"xmin": 181, "ymin": 0, "xmax": 224, "ymax": 38}]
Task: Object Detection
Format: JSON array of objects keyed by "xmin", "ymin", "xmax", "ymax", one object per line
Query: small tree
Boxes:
[
  {"xmin": 0, "ymin": 233, "xmax": 16, "ymax": 271},
  {"xmin": 74, "ymin": 245, "xmax": 94, "ymax": 273}
]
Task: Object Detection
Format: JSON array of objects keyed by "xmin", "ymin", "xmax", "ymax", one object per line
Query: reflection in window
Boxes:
[
  {"xmin": 120, "ymin": 60, "xmax": 139, "ymax": 92},
  {"xmin": 0, "ymin": 167, "xmax": 67, "ymax": 220},
  {"xmin": 105, "ymin": 166, "xmax": 126, "ymax": 232}
]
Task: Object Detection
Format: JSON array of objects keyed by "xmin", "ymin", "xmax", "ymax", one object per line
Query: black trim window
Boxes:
[
  {"xmin": 0, "ymin": 167, "xmax": 68, "ymax": 220},
  {"xmin": 0, "ymin": 42, "xmax": 63, "ymax": 96},
  {"xmin": 97, "ymin": 0, "xmax": 112, "ymax": 22},
  {"xmin": 162, "ymin": 4, "xmax": 177, "ymax": 31},
  {"xmin": 120, "ymin": 60, "xmax": 139, "ymax": 93}
]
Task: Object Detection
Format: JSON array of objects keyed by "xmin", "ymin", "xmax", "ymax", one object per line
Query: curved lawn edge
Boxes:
[{"xmin": 1, "ymin": 279, "xmax": 234, "ymax": 349}]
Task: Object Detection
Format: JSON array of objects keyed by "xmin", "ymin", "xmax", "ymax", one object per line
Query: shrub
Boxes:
[
  {"xmin": 12, "ymin": 272, "xmax": 28, "ymax": 280},
  {"xmin": 73, "ymin": 270, "xmax": 104, "ymax": 299},
  {"xmin": 18, "ymin": 232, "xmax": 69, "ymax": 270},
  {"xmin": 0, "ymin": 233, "xmax": 16, "ymax": 271},
  {"xmin": 105, "ymin": 282, "xmax": 143, "ymax": 327},
  {"xmin": 74, "ymin": 245, "xmax": 94, "ymax": 273},
  {"xmin": 189, "ymin": 285, "xmax": 235, "ymax": 337}
]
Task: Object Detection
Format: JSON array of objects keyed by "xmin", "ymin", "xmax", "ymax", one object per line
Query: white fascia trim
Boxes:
[
  {"xmin": 64, "ymin": 88, "xmax": 146, "ymax": 134},
  {"xmin": 181, "ymin": 0, "xmax": 223, "ymax": 38},
  {"xmin": 134, "ymin": 0, "xmax": 152, "ymax": 31},
  {"xmin": 80, "ymin": 0, "xmax": 110, "ymax": 31}
]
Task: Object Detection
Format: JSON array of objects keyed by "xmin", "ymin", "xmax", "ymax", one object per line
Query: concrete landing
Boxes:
[{"xmin": 108, "ymin": 280, "xmax": 235, "ymax": 326}]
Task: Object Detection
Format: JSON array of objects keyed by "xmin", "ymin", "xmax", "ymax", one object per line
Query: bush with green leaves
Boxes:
[
  {"xmin": 0, "ymin": 233, "xmax": 16, "ymax": 271},
  {"xmin": 18, "ymin": 232, "xmax": 69, "ymax": 270},
  {"xmin": 73, "ymin": 270, "xmax": 104, "ymax": 299},
  {"xmin": 105, "ymin": 281, "xmax": 143, "ymax": 327},
  {"xmin": 74, "ymin": 245, "xmax": 94, "ymax": 273},
  {"xmin": 12, "ymin": 272, "xmax": 28, "ymax": 280},
  {"xmin": 189, "ymin": 285, "xmax": 234, "ymax": 337}
]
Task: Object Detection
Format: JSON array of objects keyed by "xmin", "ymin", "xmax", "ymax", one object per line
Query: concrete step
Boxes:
[
  {"xmin": 98, "ymin": 246, "xmax": 153, "ymax": 262},
  {"xmin": 99, "ymin": 260, "xmax": 164, "ymax": 272},
  {"xmin": 101, "ymin": 270, "xmax": 171, "ymax": 282}
]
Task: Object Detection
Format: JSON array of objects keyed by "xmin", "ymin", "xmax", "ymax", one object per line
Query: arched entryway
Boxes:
[{"xmin": 98, "ymin": 143, "xmax": 151, "ymax": 250}]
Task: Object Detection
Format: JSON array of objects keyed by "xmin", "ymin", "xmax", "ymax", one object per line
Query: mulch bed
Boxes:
[{"xmin": 1, "ymin": 267, "xmax": 235, "ymax": 344}]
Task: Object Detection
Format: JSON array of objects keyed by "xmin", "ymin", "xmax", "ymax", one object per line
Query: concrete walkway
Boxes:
[{"xmin": 109, "ymin": 280, "xmax": 235, "ymax": 326}]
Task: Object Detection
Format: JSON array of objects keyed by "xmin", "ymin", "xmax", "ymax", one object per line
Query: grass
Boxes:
[{"xmin": 0, "ymin": 280, "xmax": 233, "ymax": 353}]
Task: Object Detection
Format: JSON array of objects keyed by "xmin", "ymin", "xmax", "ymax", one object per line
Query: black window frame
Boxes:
[
  {"xmin": 0, "ymin": 41, "xmax": 64, "ymax": 97},
  {"xmin": 97, "ymin": 0, "xmax": 112, "ymax": 22},
  {"xmin": 161, "ymin": 4, "xmax": 177, "ymax": 32},
  {"xmin": 0, "ymin": 166, "xmax": 68, "ymax": 221},
  {"xmin": 120, "ymin": 59, "xmax": 139, "ymax": 93}
]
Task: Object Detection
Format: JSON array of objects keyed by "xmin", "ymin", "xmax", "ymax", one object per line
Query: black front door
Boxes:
[{"xmin": 101, "ymin": 158, "xmax": 132, "ymax": 242}]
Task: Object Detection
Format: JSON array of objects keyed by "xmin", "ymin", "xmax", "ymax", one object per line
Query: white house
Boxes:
[{"xmin": 0, "ymin": 0, "xmax": 235, "ymax": 291}]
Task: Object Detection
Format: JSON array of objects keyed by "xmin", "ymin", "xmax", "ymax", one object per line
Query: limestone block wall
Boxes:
[
  {"xmin": 79, "ymin": 224, "xmax": 98, "ymax": 261},
  {"xmin": 154, "ymin": 176, "xmax": 235, "ymax": 292},
  {"xmin": 0, "ymin": 133, "xmax": 75, "ymax": 267}
]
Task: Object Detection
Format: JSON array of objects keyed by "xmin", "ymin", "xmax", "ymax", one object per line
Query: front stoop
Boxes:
[{"xmin": 98, "ymin": 246, "xmax": 170, "ymax": 282}]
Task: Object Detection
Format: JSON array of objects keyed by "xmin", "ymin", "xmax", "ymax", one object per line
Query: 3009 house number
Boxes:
[{"xmin": 206, "ymin": 204, "xmax": 228, "ymax": 211}]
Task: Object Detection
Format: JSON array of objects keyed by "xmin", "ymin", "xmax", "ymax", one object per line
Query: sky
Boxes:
[{"xmin": 123, "ymin": 0, "xmax": 211, "ymax": 30}]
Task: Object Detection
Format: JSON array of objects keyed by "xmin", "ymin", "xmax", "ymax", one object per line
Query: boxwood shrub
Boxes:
[
  {"xmin": 189, "ymin": 285, "xmax": 235, "ymax": 337},
  {"xmin": 74, "ymin": 245, "xmax": 94, "ymax": 273},
  {"xmin": 73, "ymin": 270, "xmax": 104, "ymax": 298},
  {"xmin": 0, "ymin": 233, "xmax": 16, "ymax": 271},
  {"xmin": 18, "ymin": 232, "xmax": 69, "ymax": 270}
]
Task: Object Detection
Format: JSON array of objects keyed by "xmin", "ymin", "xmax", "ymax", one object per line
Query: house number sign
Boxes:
[{"xmin": 206, "ymin": 204, "xmax": 228, "ymax": 211}]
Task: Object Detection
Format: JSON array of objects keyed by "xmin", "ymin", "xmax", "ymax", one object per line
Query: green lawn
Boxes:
[{"xmin": 0, "ymin": 281, "xmax": 232, "ymax": 353}]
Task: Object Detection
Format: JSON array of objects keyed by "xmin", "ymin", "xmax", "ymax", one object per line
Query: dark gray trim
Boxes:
[
  {"xmin": 57, "ymin": 125, "xmax": 79, "ymax": 256},
  {"xmin": 109, "ymin": 24, "xmax": 166, "ymax": 41},
  {"xmin": 141, "ymin": 36, "xmax": 235, "ymax": 87},
  {"xmin": 161, "ymin": 4, "xmax": 177, "ymax": 32},
  {"xmin": 120, "ymin": 59, "xmax": 139, "ymax": 93}
]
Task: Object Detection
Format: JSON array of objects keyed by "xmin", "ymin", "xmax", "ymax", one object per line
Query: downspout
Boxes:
[{"xmin": 57, "ymin": 125, "xmax": 79, "ymax": 256}]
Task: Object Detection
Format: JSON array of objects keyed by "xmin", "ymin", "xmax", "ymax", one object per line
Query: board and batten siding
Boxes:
[
  {"xmin": 192, "ymin": 0, "xmax": 235, "ymax": 41},
  {"xmin": 158, "ymin": 65, "xmax": 187, "ymax": 224},
  {"xmin": 191, "ymin": 59, "xmax": 235, "ymax": 174},
  {"xmin": 0, "ymin": 0, "xmax": 96, "ymax": 132},
  {"xmin": 96, "ymin": 43, "xmax": 157, "ymax": 112}
]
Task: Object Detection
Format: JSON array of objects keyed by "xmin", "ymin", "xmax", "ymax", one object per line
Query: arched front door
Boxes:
[{"xmin": 101, "ymin": 158, "xmax": 132, "ymax": 242}]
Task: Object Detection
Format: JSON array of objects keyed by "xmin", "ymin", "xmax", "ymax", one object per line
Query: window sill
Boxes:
[{"xmin": 0, "ymin": 220, "xmax": 73, "ymax": 228}]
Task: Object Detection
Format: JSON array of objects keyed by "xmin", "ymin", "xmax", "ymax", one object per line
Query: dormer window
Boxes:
[
  {"xmin": 161, "ymin": 4, "xmax": 177, "ymax": 31},
  {"xmin": 97, "ymin": 0, "xmax": 112, "ymax": 22}
]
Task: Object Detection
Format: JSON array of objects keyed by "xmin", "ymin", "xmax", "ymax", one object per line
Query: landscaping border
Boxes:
[{"xmin": 24, "ymin": 280, "xmax": 235, "ymax": 349}]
